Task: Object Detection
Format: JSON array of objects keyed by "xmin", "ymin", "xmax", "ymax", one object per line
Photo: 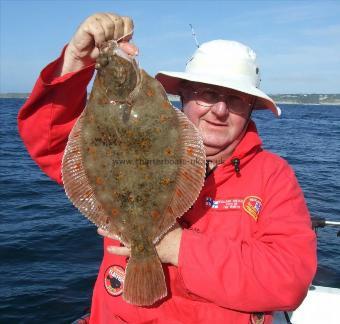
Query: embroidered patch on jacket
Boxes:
[
  {"xmin": 205, "ymin": 197, "xmax": 243, "ymax": 210},
  {"xmin": 243, "ymin": 196, "xmax": 262, "ymax": 221},
  {"xmin": 104, "ymin": 265, "xmax": 125, "ymax": 296}
]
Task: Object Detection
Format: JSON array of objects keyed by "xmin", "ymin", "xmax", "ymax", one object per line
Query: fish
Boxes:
[{"xmin": 61, "ymin": 40, "xmax": 206, "ymax": 306}]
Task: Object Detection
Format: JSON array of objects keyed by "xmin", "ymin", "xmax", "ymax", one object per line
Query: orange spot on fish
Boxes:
[
  {"xmin": 96, "ymin": 177, "xmax": 103, "ymax": 185},
  {"xmin": 146, "ymin": 88, "xmax": 154, "ymax": 97},
  {"xmin": 151, "ymin": 210, "xmax": 160, "ymax": 219},
  {"xmin": 160, "ymin": 177, "xmax": 171, "ymax": 186},
  {"xmin": 162, "ymin": 101, "xmax": 170, "ymax": 109},
  {"xmin": 140, "ymin": 140, "xmax": 150, "ymax": 149},
  {"xmin": 74, "ymin": 162, "xmax": 81, "ymax": 171},
  {"xmin": 164, "ymin": 147, "xmax": 173, "ymax": 156},
  {"xmin": 186, "ymin": 147, "xmax": 193, "ymax": 156},
  {"xmin": 84, "ymin": 190, "xmax": 92, "ymax": 198},
  {"xmin": 159, "ymin": 115, "xmax": 168, "ymax": 123},
  {"xmin": 111, "ymin": 208, "xmax": 119, "ymax": 217}
]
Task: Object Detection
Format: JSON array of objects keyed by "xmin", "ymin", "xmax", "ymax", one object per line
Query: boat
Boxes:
[{"xmin": 274, "ymin": 217, "xmax": 340, "ymax": 324}]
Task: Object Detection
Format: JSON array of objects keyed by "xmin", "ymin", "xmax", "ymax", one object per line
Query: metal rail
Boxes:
[{"xmin": 311, "ymin": 217, "xmax": 340, "ymax": 237}]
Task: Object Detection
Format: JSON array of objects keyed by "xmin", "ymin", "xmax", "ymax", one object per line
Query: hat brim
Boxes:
[{"xmin": 156, "ymin": 71, "xmax": 281, "ymax": 117}]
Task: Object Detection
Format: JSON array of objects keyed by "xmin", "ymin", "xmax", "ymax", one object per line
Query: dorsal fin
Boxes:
[
  {"xmin": 61, "ymin": 113, "xmax": 126, "ymax": 243},
  {"xmin": 153, "ymin": 109, "xmax": 206, "ymax": 243}
]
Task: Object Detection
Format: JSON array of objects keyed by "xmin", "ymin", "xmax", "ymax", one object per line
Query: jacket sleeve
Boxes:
[
  {"xmin": 177, "ymin": 158, "xmax": 317, "ymax": 312},
  {"xmin": 17, "ymin": 46, "xmax": 95, "ymax": 184}
]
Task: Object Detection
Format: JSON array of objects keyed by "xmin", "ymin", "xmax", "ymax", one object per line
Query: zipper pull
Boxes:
[{"xmin": 231, "ymin": 157, "xmax": 240, "ymax": 174}]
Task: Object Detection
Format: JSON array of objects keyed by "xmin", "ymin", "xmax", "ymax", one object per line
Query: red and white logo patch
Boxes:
[
  {"xmin": 243, "ymin": 196, "xmax": 262, "ymax": 221},
  {"xmin": 104, "ymin": 265, "xmax": 125, "ymax": 296}
]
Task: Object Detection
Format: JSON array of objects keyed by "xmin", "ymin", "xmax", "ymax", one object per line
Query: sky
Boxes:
[{"xmin": 1, "ymin": 0, "xmax": 340, "ymax": 94}]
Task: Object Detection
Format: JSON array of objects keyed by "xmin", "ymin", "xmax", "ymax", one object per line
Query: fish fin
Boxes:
[
  {"xmin": 154, "ymin": 109, "xmax": 206, "ymax": 242},
  {"xmin": 123, "ymin": 249, "xmax": 167, "ymax": 306},
  {"xmin": 61, "ymin": 112, "xmax": 122, "ymax": 239}
]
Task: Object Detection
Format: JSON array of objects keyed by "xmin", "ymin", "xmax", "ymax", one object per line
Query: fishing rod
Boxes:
[
  {"xmin": 311, "ymin": 216, "xmax": 340, "ymax": 237},
  {"xmin": 189, "ymin": 24, "xmax": 200, "ymax": 48}
]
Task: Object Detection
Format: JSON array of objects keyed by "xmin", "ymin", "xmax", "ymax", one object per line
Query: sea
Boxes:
[{"xmin": 1, "ymin": 98, "xmax": 340, "ymax": 323}]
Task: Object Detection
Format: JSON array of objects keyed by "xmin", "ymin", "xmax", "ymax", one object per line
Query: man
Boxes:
[{"xmin": 18, "ymin": 13, "xmax": 317, "ymax": 324}]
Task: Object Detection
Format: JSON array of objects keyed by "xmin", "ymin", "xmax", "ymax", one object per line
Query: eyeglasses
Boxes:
[{"xmin": 182, "ymin": 87, "xmax": 252, "ymax": 115}]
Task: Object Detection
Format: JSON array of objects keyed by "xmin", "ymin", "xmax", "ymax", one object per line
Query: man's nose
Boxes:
[{"xmin": 210, "ymin": 101, "xmax": 229, "ymax": 118}]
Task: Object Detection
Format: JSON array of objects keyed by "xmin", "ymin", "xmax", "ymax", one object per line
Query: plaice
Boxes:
[{"xmin": 61, "ymin": 40, "xmax": 206, "ymax": 306}]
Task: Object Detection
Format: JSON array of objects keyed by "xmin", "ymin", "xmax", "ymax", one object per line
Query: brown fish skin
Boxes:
[
  {"xmin": 62, "ymin": 40, "xmax": 205, "ymax": 306},
  {"xmin": 81, "ymin": 41, "xmax": 181, "ymax": 306}
]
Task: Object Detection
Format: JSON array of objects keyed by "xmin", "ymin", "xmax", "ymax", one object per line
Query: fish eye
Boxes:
[
  {"xmin": 95, "ymin": 54, "xmax": 110, "ymax": 70},
  {"xmin": 98, "ymin": 55, "xmax": 109, "ymax": 68}
]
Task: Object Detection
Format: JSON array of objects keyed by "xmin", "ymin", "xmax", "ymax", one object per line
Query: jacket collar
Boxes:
[
  {"xmin": 206, "ymin": 120, "xmax": 262, "ymax": 181},
  {"xmin": 231, "ymin": 120, "xmax": 262, "ymax": 160}
]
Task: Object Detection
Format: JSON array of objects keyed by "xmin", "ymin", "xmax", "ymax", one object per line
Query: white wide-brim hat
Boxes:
[{"xmin": 156, "ymin": 40, "xmax": 281, "ymax": 117}]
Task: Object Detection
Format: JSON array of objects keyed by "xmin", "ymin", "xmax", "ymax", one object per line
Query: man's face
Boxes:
[{"xmin": 181, "ymin": 82, "xmax": 253, "ymax": 157}]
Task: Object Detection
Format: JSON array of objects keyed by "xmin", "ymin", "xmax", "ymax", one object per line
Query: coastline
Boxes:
[
  {"xmin": 1, "ymin": 93, "xmax": 340, "ymax": 106},
  {"xmin": 275, "ymin": 102, "xmax": 340, "ymax": 106}
]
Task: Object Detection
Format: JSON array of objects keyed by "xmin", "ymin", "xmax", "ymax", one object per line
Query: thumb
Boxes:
[{"xmin": 119, "ymin": 41, "xmax": 139, "ymax": 57}]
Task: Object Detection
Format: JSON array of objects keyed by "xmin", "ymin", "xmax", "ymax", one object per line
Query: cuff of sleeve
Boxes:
[{"xmin": 40, "ymin": 44, "xmax": 95, "ymax": 86}]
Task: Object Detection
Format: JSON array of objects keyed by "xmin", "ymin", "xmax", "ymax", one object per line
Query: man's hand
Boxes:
[
  {"xmin": 60, "ymin": 13, "xmax": 137, "ymax": 76},
  {"xmin": 98, "ymin": 224, "xmax": 183, "ymax": 266}
]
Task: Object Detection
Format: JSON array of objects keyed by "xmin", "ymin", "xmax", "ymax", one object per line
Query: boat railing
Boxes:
[{"xmin": 311, "ymin": 216, "xmax": 340, "ymax": 237}]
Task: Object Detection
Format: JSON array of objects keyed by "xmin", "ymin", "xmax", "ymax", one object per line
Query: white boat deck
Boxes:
[{"xmin": 274, "ymin": 285, "xmax": 340, "ymax": 323}]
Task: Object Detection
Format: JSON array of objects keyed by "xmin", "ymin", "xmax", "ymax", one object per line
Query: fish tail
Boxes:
[{"xmin": 123, "ymin": 247, "xmax": 167, "ymax": 306}]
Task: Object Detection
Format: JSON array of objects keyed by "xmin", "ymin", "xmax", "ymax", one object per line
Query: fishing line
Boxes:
[{"xmin": 189, "ymin": 24, "xmax": 200, "ymax": 48}]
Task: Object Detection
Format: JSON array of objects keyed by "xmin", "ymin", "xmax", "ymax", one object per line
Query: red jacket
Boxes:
[{"xmin": 18, "ymin": 48, "xmax": 317, "ymax": 324}]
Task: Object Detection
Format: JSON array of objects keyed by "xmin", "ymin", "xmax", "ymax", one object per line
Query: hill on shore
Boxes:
[{"xmin": 1, "ymin": 93, "xmax": 340, "ymax": 105}]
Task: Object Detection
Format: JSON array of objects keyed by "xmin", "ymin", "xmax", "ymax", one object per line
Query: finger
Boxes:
[
  {"xmin": 107, "ymin": 245, "xmax": 130, "ymax": 256},
  {"xmin": 97, "ymin": 228, "xmax": 119, "ymax": 240},
  {"xmin": 84, "ymin": 19, "xmax": 106, "ymax": 47},
  {"xmin": 89, "ymin": 46, "xmax": 100, "ymax": 61},
  {"xmin": 119, "ymin": 42, "xmax": 139, "ymax": 56},
  {"xmin": 97, "ymin": 227, "xmax": 109, "ymax": 237},
  {"xmin": 97, "ymin": 13, "xmax": 116, "ymax": 41},
  {"xmin": 106, "ymin": 13, "xmax": 124, "ymax": 40},
  {"xmin": 121, "ymin": 16, "xmax": 134, "ymax": 41}
]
